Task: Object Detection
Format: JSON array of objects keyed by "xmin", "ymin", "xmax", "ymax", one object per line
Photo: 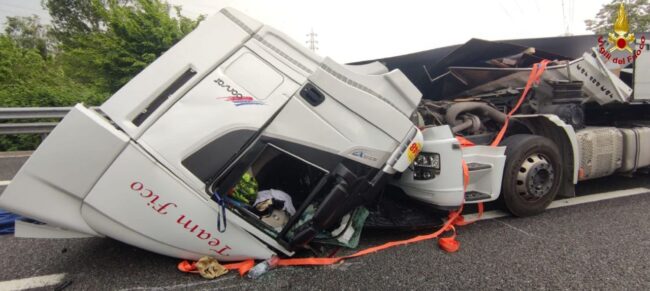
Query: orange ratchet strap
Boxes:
[
  {"xmin": 178, "ymin": 207, "xmax": 476, "ymax": 275},
  {"xmin": 276, "ymin": 208, "xmax": 466, "ymax": 267},
  {"xmin": 265, "ymin": 61, "xmax": 552, "ymax": 270},
  {"xmin": 178, "ymin": 62, "xmax": 551, "ymax": 275},
  {"xmin": 178, "ymin": 258, "xmax": 255, "ymax": 276},
  {"xmin": 490, "ymin": 60, "xmax": 550, "ymax": 147},
  {"xmin": 303, "ymin": 63, "xmax": 551, "ymax": 261}
]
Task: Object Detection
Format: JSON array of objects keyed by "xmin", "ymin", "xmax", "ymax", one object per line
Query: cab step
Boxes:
[
  {"xmin": 467, "ymin": 162, "xmax": 491, "ymax": 172},
  {"xmin": 465, "ymin": 191, "xmax": 492, "ymax": 202}
]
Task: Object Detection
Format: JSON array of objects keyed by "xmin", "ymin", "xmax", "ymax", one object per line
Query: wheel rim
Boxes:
[{"xmin": 515, "ymin": 154, "xmax": 555, "ymax": 202}]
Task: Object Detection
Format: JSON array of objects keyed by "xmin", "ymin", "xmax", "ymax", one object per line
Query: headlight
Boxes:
[{"xmin": 412, "ymin": 152, "xmax": 440, "ymax": 180}]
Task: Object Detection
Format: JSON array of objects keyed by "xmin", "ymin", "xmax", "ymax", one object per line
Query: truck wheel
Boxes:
[{"xmin": 500, "ymin": 134, "xmax": 562, "ymax": 217}]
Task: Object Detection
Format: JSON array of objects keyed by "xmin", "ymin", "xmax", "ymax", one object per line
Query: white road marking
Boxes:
[
  {"xmin": 547, "ymin": 187, "xmax": 650, "ymax": 209},
  {"xmin": 0, "ymin": 273, "xmax": 66, "ymax": 291},
  {"xmin": 493, "ymin": 219, "xmax": 545, "ymax": 239},
  {"xmin": 0, "ymin": 180, "xmax": 10, "ymax": 187},
  {"xmin": 464, "ymin": 187, "xmax": 650, "ymax": 221}
]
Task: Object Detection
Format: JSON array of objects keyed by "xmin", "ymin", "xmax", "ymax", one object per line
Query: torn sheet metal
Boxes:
[
  {"xmin": 570, "ymin": 49, "xmax": 633, "ymax": 104},
  {"xmin": 356, "ymin": 35, "xmax": 597, "ymax": 100},
  {"xmin": 446, "ymin": 50, "xmax": 633, "ymax": 105},
  {"xmin": 451, "ymin": 60, "xmax": 580, "ymax": 99},
  {"xmin": 421, "ymin": 39, "xmax": 532, "ymax": 78}
]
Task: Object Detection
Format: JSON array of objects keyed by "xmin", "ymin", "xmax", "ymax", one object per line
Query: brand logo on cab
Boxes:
[{"xmin": 214, "ymin": 78, "xmax": 265, "ymax": 106}]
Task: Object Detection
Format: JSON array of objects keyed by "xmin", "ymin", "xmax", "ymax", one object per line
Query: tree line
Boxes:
[{"xmin": 0, "ymin": 0, "xmax": 203, "ymax": 150}]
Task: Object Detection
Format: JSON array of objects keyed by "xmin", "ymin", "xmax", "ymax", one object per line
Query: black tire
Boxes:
[{"xmin": 500, "ymin": 134, "xmax": 563, "ymax": 217}]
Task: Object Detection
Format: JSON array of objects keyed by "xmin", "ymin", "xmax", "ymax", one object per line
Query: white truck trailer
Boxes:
[{"xmin": 1, "ymin": 8, "xmax": 649, "ymax": 261}]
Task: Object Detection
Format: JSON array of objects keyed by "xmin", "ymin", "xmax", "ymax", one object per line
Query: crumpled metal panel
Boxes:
[{"xmin": 354, "ymin": 35, "xmax": 598, "ymax": 100}]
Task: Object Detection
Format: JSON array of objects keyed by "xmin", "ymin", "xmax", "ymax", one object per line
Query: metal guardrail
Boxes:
[
  {"xmin": 0, "ymin": 107, "xmax": 74, "ymax": 120},
  {"xmin": 0, "ymin": 122, "xmax": 59, "ymax": 134},
  {"xmin": 0, "ymin": 107, "xmax": 90, "ymax": 135}
]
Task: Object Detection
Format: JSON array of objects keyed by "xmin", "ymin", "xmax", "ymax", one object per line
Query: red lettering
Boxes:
[
  {"xmin": 153, "ymin": 202, "xmax": 177, "ymax": 214},
  {"xmin": 208, "ymin": 237, "xmax": 221, "ymax": 246},
  {"xmin": 140, "ymin": 189, "xmax": 153, "ymax": 198},
  {"xmin": 176, "ymin": 215, "xmax": 198, "ymax": 232},
  {"xmin": 129, "ymin": 182, "xmax": 233, "ymax": 255},
  {"xmin": 210, "ymin": 245, "xmax": 232, "ymax": 256},
  {"xmin": 216, "ymin": 246, "xmax": 231, "ymax": 255},
  {"xmin": 196, "ymin": 229, "xmax": 211, "ymax": 240},
  {"xmin": 130, "ymin": 182, "xmax": 143, "ymax": 191},
  {"xmin": 147, "ymin": 195, "xmax": 160, "ymax": 206}
]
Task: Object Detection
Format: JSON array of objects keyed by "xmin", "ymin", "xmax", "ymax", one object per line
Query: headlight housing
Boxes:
[{"xmin": 412, "ymin": 152, "xmax": 440, "ymax": 180}]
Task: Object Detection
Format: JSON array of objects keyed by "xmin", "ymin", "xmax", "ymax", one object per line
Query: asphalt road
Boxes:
[{"xmin": 1, "ymin": 155, "xmax": 650, "ymax": 290}]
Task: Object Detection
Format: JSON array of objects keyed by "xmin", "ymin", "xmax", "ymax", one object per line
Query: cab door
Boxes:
[{"xmin": 138, "ymin": 48, "xmax": 300, "ymax": 194}]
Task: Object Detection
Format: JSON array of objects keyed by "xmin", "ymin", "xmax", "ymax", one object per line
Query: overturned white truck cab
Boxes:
[
  {"xmin": 3, "ymin": 8, "xmax": 650, "ymax": 261},
  {"xmin": 0, "ymin": 8, "xmax": 424, "ymax": 260}
]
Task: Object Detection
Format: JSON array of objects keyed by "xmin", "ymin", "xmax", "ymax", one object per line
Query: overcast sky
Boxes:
[{"xmin": 1, "ymin": 0, "xmax": 610, "ymax": 62}]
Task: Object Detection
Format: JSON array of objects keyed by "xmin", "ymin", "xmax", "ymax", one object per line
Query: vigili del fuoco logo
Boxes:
[{"xmin": 597, "ymin": 3, "xmax": 645, "ymax": 65}]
